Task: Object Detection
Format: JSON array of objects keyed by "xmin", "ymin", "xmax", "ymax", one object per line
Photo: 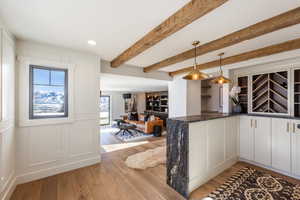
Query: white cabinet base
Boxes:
[{"xmin": 189, "ymin": 158, "xmax": 238, "ymax": 193}]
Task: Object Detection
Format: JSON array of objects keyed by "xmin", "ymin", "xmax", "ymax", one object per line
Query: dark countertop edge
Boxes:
[{"xmin": 168, "ymin": 113, "xmax": 300, "ymax": 123}]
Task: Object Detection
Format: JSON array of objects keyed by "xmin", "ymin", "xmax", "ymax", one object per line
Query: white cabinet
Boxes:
[
  {"xmin": 291, "ymin": 120, "xmax": 300, "ymax": 176},
  {"xmin": 272, "ymin": 118, "xmax": 291, "ymax": 172},
  {"xmin": 254, "ymin": 117, "xmax": 271, "ymax": 166},
  {"xmin": 207, "ymin": 119, "xmax": 225, "ymax": 169},
  {"xmin": 225, "ymin": 117, "xmax": 238, "ymax": 160},
  {"xmin": 188, "ymin": 117, "xmax": 238, "ymax": 193},
  {"xmin": 239, "ymin": 116, "xmax": 271, "ymax": 166},
  {"xmin": 239, "ymin": 116, "xmax": 254, "ymax": 161}
]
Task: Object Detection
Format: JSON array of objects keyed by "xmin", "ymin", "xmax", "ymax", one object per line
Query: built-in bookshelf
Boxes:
[
  {"xmin": 295, "ymin": 69, "xmax": 300, "ymax": 117},
  {"xmin": 252, "ymin": 71, "xmax": 288, "ymax": 114},
  {"xmin": 238, "ymin": 76, "xmax": 248, "ymax": 113},
  {"xmin": 146, "ymin": 91, "xmax": 168, "ymax": 114}
]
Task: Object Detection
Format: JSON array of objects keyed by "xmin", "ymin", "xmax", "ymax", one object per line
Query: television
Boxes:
[{"xmin": 123, "ymin": 93, "xmax": 131, "ymax": 99}]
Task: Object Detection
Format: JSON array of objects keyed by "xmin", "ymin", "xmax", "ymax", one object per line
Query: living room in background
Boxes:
[
  {"xmin": 29, "ymin": 65, "xmax": 68, "ymax": 119},
  {"xmin": 100, "ymin": 95, "xmax": 111, "ymax": 125}
]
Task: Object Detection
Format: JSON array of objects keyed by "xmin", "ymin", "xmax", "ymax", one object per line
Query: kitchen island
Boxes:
[
  {"xmin": 166, "ymin": 113, "xmax": 239, "ymax": 198},
  {"xmin": 166, "ymin": 113, "xmax": 300, "ymax": 198}
]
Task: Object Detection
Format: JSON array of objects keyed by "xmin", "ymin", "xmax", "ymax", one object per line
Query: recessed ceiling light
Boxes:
[{"xmin": 88, "ymin": 40, "xmax": 96, "ymax": 46}]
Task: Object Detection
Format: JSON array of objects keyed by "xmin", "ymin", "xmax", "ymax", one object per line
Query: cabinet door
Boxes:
[
  {"xmin": 207, "ymin": 119, "xmax": 225, "ymax": 169},
  {"xmin": 225, "ymin": 117, "xmax": 238, "ymax": 160},
  {"xmin": 292, "ymin": 120, "xmax": 300, "ymax": 176},
  {"xmin": 254, "ymin": 117, "xmax": 271, "ymax": 165},
  {"xmin": 239, "ymin": 116, "xmax": 254, "ymax": 161},
  {"xmin": 272, "ymin": 118, "xmax": 291, "ymax": 173}
]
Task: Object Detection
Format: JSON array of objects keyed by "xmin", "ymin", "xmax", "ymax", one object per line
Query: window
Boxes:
[
  {"xmin": 29, "ymin": 65, "xmax": 68, "ymax": 119},
  {"xmin": 100, "ymin": 96, "xmax": 110, "ymax": 125}
]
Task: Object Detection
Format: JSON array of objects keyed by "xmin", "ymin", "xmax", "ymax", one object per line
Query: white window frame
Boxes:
[{"xmin": 18, "ymin": 56, "xmax": 75, "ymax": 127}]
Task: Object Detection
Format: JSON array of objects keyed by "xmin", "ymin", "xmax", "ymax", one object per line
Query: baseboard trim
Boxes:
[
  {"xmin": 1, "ymin": 173, "xmax": 17, "ymax": 200},
  {"xmin": 16, "ymin": 156, "xmax": 101, "ymax": 184},
  {"xmin": 239, "ymin": 158, "xmax": 300, "ymax": 180}
]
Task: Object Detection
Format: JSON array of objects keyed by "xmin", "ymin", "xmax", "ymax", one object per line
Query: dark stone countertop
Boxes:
[{"xmin": 168, "ymin": 113, "xmax": 300, "ymax": 123}]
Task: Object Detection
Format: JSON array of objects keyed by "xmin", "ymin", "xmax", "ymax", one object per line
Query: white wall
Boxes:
[
  {"xmin": 168, "ymin": 76, "xmax": 187, "ymax": 118},
  {"xmin": 102, "ymin": 91, "xmax": 125, "ymax": 122},
  {"xmin": 15, "ymin": 40, "xmax": 100, "ymax": 184},
  {"xmin": 168, "ymin": 76, "xmax": 201, "ymax": 118},
  {"xmin": 0, "ymin": 27, "xmax": 16, "ymax": 200},
  {"xmin": 187, "ymin": 80, "xmax": 201, "ymax": 116}
]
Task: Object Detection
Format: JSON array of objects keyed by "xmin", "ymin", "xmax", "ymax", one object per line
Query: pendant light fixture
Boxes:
[
  {"xmin": 183, "ymin": 41, "xmax": 209, "ymax": 80},
  {"xmin": 211, "ymin": 53, "xmax": 231, "ymax": 84}
]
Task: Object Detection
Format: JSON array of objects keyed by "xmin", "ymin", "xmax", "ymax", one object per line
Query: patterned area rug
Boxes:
[
  {"xmin": 101, "ymin": 126, "xmax": 153, "ymax": 142},
  {"xmin": 207, "ymin": 167, "xmax": 300, "ymax": 200}
]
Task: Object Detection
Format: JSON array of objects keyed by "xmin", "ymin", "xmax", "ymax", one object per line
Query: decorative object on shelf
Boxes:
[
  {"xmin": 183, "ymin": 41, "xmax": 209, "ymax": 80},
  {"xmin": 211, "ymin": 53, "xmax": 231, "ymax": 84},
  {"xmin": 230, "ymin": 86, "xmax": 242, "ymax": 113}
]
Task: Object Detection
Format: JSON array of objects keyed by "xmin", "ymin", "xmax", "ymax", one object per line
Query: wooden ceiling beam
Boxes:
[
  {"xmin": 110, "ymin": 0, "xmax": 228, "ymax": 68},
  {"xmin": 169, "ymin": 38, "xmax": 300, "ymax": 76},
  {"xmin": 144, "ymin": 7, "xmax": 300, "ymax": 73}
]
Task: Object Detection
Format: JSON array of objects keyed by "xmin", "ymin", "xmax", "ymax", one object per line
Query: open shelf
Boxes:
[
  {"xmin": 238, "ymin": 76, "xmax": 248, "ymax": 113},
  {"xmin": 295, "ymin": 69, "xmax": 300, "ymax": 117},
  {"xmin": 252, "ymin": 71, "xmax": 288, "ymax": 114},
  {"xmin": 146, "ymin": 91, "xmax": 168, "ymax": 114},
  {"xmin": 201, "ymin": 94, "xmax": 211, "ymax": 98}
]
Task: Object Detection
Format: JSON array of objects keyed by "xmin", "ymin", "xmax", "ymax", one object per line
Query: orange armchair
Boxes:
[{"xmin": 144, "ymin": 119, "xmax": 163, "ymax": 134}]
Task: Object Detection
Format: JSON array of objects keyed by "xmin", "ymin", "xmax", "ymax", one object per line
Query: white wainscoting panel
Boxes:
[{"xmin": 15, "ymin": 40, "xmax": 101, "ymax": 184}]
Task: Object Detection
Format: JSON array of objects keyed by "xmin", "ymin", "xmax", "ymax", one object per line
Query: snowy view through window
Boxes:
[
  {"xmin": 32, "ymin": 67, "xmax": 67, "ymax": 117},
  {"xmin": 100, "ymin": 96, "xmax": 110, "ymax": 125}
]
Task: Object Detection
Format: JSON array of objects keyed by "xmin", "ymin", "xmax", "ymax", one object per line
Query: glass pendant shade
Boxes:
[{"xmin": 182, "ymin": 41, "xmax": 208, "ymax": 81}]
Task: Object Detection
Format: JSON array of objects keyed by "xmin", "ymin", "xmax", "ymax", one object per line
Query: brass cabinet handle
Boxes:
[
  {"xmin": 250, "ymin": 119, "xmax": 253, "ymax": 128},
  {"xmin": 255, "ymin": 120, "xmax": 257, "ymax": 128},
  {"xmin": 293, "ymin": 123, "xmax": 296, "ymax": 133},
  {"xmin": 287, "ymin": 122, "xmax": 290, "ymax": 132}
]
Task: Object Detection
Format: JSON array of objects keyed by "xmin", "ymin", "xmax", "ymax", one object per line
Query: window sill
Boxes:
[{"xmin": 18, "ymin": 117, "xmax": 74, "ymax": 127}]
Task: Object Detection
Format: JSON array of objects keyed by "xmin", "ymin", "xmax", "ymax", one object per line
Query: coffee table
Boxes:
[{"xmin": 115, "ymin": 123, "xmax": 137, "ymax": 136}]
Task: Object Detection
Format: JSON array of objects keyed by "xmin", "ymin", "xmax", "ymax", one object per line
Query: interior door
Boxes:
[
  {"xmin": 254, "ymin": 117, "xmax": 271, "ymax": 166},
  {"xmin": 272, "ymin": 118, "xmax": 291, "ymax": 173},
  {"xmin": 292, "ymin": 120, "xmax": 300, "ymax": 176},
  {"xmin": 239, "ymin": 116, "xmax": 254, "ymax": 161}
]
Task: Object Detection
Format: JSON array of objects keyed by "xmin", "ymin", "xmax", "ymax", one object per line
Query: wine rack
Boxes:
[
  {"xmin": 252, "ymin": 71, "xmax": 288, "ymax": 114},
  {"xmin": 238, "ymin": 76, "xmax": 248, "ymax": 113},
  {"xmin": 295, "ymin": 69, "xmax": 300, "ymax": 117}
]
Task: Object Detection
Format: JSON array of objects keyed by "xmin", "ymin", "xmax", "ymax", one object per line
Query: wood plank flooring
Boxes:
[{"xmin": 11, "ymin": 130, "xmax": 300, "ymax": 200}]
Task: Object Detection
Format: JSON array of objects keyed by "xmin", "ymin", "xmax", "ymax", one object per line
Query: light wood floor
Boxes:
[{"xmin": 11, "ymin": 130, "xmax": 300, "ymax": 200}]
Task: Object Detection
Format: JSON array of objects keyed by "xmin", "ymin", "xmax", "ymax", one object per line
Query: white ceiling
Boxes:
[
  {"xmin": 0, "ymin": 0, "xmax": 299, "ymax": 73},
  {"xmin": 100, "ymin": 74, "xmax": 169, "ymax": 92}
]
